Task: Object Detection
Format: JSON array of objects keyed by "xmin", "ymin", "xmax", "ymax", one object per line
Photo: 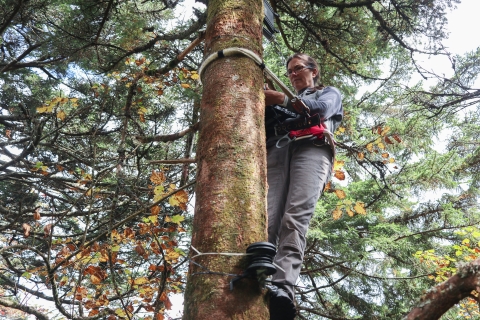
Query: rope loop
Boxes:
[{"xmin": 197, "ymin": 47, "xmax": 296, "ymax": 99}]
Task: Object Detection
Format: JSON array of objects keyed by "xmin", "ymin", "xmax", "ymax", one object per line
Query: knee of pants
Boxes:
[{"xmin": 278, "ymin": 228, "xmax": 306, "ymax": 256}]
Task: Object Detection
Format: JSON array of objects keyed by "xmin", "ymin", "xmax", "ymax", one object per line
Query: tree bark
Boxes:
[
  {"xmin": 183, "ymin": 0, "xmax": 268, "ymax": 319},
  {"xmin": 405, "ymin": 258, "xmax": 480, "ymax": 320}
]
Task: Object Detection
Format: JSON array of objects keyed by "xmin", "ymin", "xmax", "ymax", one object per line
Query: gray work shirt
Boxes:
[{"xmin": 285, "ymin": 86, "xmax": 343, "ymax": 133}]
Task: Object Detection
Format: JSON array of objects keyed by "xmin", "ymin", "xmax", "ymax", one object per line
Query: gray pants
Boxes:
[{"xmin": 267, "ymin": 138, "xmax": 333, "ymax": 298}]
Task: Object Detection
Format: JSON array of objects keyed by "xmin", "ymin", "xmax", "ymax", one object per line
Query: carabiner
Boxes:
[{"xmin": 276, "ymin": 133, "xmax": 295, "ymax": 148}]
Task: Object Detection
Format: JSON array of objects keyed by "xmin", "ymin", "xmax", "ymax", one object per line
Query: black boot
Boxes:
[{"xmin": 267, "ymin": 285, "xmax": 296, "ymax": 320}]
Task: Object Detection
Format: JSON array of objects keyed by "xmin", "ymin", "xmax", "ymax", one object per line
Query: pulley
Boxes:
[
  {"xmin": 229, "ymin": 242, "xmax": 277, "ymax": 291},
  {"xmin": 246, "ymin": 242, "xmax": 277, "ymax": 276}
]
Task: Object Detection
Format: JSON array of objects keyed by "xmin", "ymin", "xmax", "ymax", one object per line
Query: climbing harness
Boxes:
[
  {"xmin": 198, "ymin": 47, "xmax": 336, "ymax": 156},
  {"xmin": 276, "ymin": 122, "xmax": 325, "ymax": 148}
]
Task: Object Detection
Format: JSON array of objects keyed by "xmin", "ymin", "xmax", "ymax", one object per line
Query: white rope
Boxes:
[
  {"xmin": 198, "ymin": 47, "xmax": 296, "ymax": 99},
  {"xmin": 190, "ymin": 245, "xmax": 251, "ymax": 259},
  {"xmin": 190, "ymin": 245, "xmax": 285, "ymax": 273}
]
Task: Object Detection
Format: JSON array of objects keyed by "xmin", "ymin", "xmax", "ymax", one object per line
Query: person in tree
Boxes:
[{"xmin": 264, "ymin": 53, "xmax": 343, "ymax": 319}]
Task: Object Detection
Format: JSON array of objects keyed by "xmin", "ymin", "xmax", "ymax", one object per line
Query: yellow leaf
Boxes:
[
  {"xmin": 333, "ymin": 160, "xmax": 344, "ymax": 170},
  {"xmin": 377, "ymin": 142, "xmax": 385, "ymax": 150},
  {"xmin": 90, "ymin": 274, "xmax": 102, "ymax": 284},
  {"xmin": 153, "ymin": 186, "xmax": 165, "ymax": 202},
  {"xmin": 169, "ymin": 190, "xmax": 189, "ymax": 210},
  {"xmin": 380, "ymin": 126, "xmax": 390, "ymax": 136},
  {"xmin": 70, "ymin": 98, "xmax": 79, "ymax": 103},
  {"xmin": 366, "ymin": 143, "xmax": 374, "ymax": 152},
  {"xmin": 138, "ymin": 107, "xmax": 147, "ymax": 115},
  {"xmin": 165, "ymin": 249, "xmax": 180, "ymax": 262},
  {"xmin": 57, "ymin": 110, "xmax": 66, "ymax": 120},
  {"xmin": 334, "ymin": 189, "xmax": 346, "ymax": 199},
  {"xmin": 115, "ymin": 308, "xmax": 127, "ymax": 317},
  {"xmin": 332, "ymin": 207, "xmax": 342, "ymax": 220},
  {"xmin": 180, "ymin": 83, "xmax": 190, "ymax": 88},
  {"xmin": 354, "ymin": 202, "xmax": 366, "ymax": 215},
  {"xmin": 190, "ymin": 73, "xmax": 199, "ymax": 80},
  {"xmin": 148, "ymin": 215, "xmax": 158, "ymax": 224},
  {"xmin": 166, "ymin": 215, "xmax": 185, "ymax": 224},
  {"xmin": 131, "ymin": 277, "xmax": 149, "ymax": 285},
  {"xmin": 337, "ymin": 126, "xmax": 346, "ymax": 133},
  {"xmin": 346, "ymin": 208, "xmax": 355, "ymax": 217},
  {"xmin": 389, "ymin": 158, "xmax": 395, "ymax": 163},
  {"xmin": 37, "ymin": 105, "xmax": 54, "ymax": 113}
]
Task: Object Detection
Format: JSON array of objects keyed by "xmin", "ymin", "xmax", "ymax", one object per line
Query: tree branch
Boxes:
[
  {"xmin": 0, "ymin": 298, "xmax": 49, "ymax": 320},
  {"xmin": 136, "ymin": 122, "xmax": 200, "ymax": 143},
  {"xmin": 0, "ymin": 0, "xmax": 24, "ymax": 36},
  {"xmin": 405, "ymin": 258, "xmax": 480, "ymax": 320}
]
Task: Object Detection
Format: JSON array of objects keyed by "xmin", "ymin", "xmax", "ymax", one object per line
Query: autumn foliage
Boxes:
[{"xmin": 2, "ymin": 0, "xmax": 480, "ymax": 319}]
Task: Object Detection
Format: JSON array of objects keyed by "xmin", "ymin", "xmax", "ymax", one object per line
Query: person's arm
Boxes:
[
  {"xmin": 282, "ymin": 87, "xmax": 342, "ymax": 121},
  {"xmin": 264, "ymin": 83, "xmax": 291, "ymax": 108}
]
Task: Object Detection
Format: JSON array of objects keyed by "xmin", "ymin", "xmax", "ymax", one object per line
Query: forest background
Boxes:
[{"xmin": 1, "ymin": 0, "xmax": 480, "ymax": 319}]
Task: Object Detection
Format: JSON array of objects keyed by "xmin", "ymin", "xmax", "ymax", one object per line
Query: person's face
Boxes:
[{"xmin": 286, "ymin": 57, "xmax": 318, "ymax": 92}]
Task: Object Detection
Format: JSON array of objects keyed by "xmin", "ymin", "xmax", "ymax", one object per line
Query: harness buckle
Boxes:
[{"xmin": 276, "ymin": 133, "xmax": 295, "ymax": 148}]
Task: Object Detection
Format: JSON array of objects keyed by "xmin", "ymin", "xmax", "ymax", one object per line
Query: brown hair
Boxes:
[{"xmin": 286, "ymin": 53, "xmax": 324, "ymax": 90}]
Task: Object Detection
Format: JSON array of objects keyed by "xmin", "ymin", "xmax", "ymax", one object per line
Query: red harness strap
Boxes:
[{"xmin": 288, "ymin": 122, "xmax": 325, "ymax": 140}]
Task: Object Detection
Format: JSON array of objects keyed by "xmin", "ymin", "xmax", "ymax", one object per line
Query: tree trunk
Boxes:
[{"xmin": 183, "ymin": 0, "xmax": 268, "ymax": 319}]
